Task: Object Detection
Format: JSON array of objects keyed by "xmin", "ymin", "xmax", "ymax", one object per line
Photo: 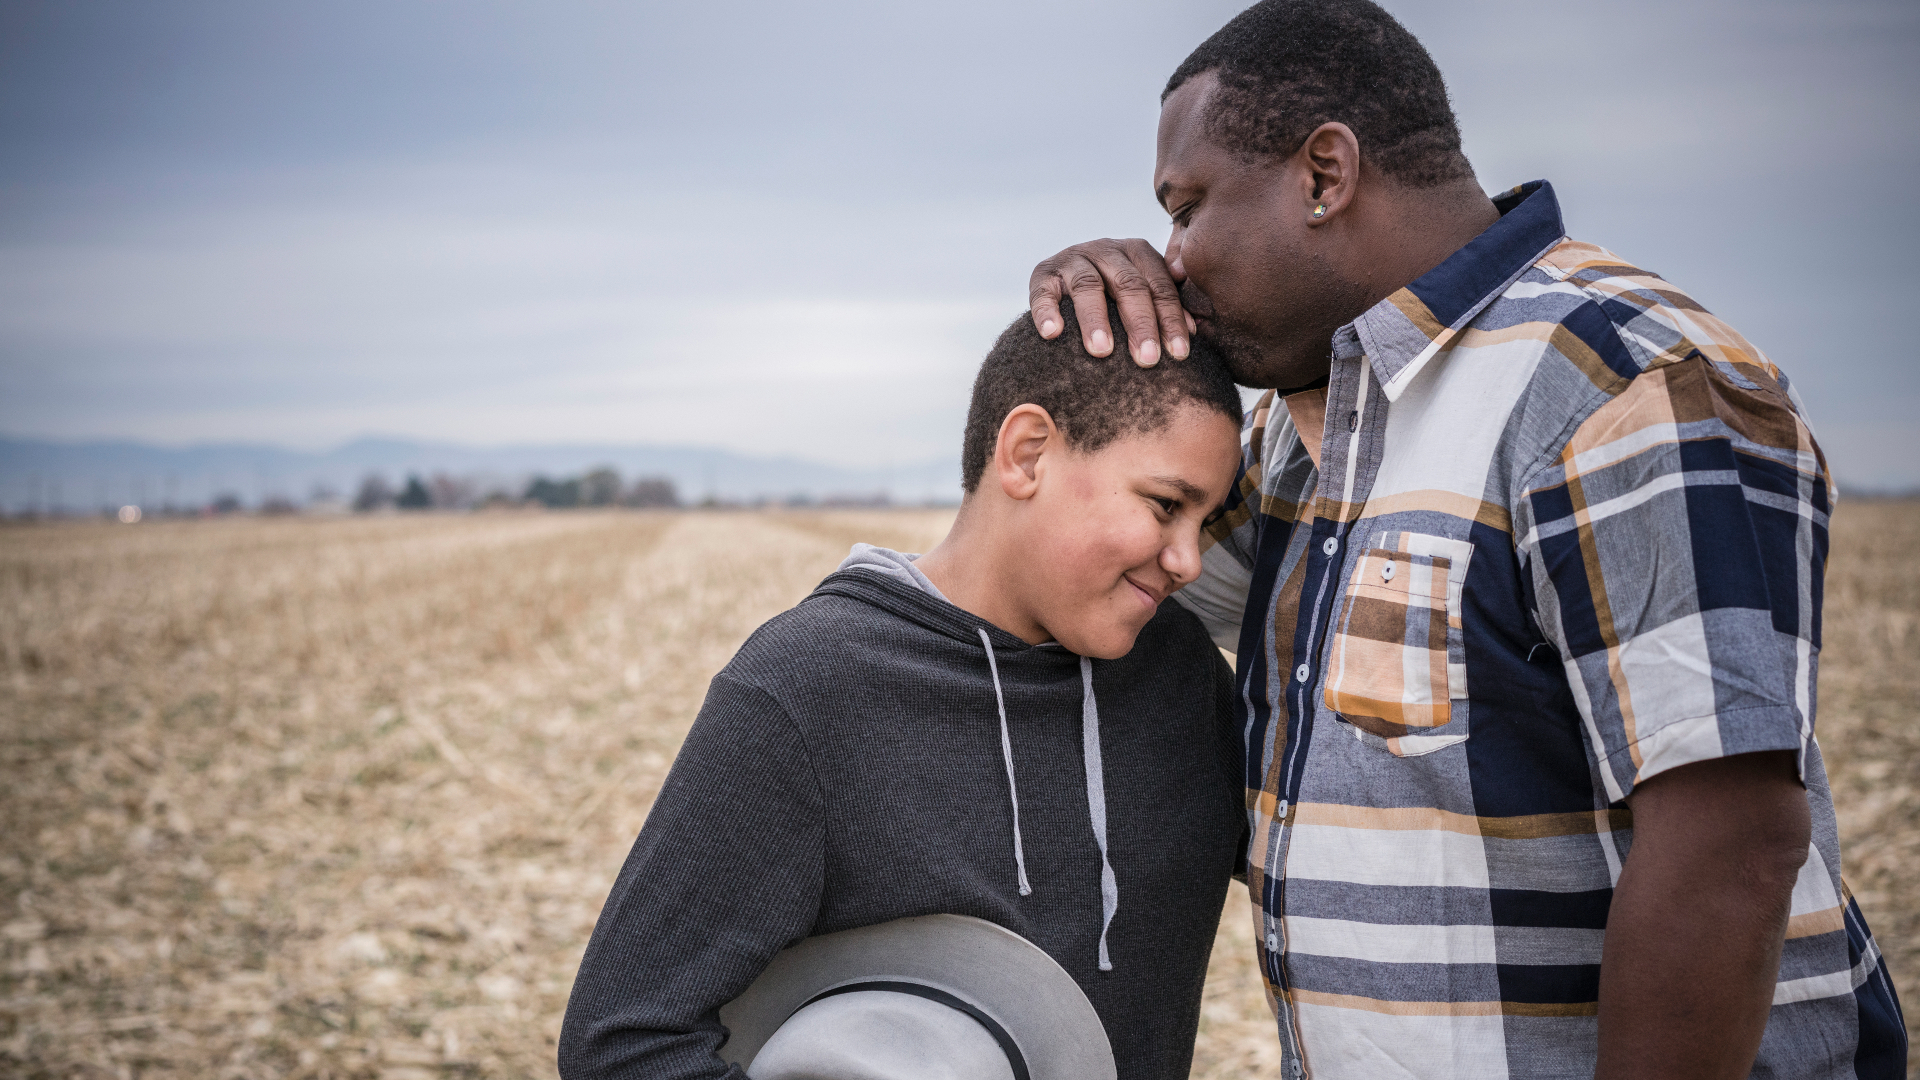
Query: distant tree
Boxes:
[
  {"xmin": 624, "ymin": 476, "xmax": 680, "ymax": 509},
  {"xmin": 209, "ymin": 493, "xmax": 244, "ymax": 514},
  {"xmin": 581, "ymin": 466, "xmax": 622, "ymax": 507},
  {"xmin": 428, "ymin": 472, "xmax": 475, "ymax": 510},
  {"xmin": 821, "ymin": 491, "xmax": 892, "ymax": 508},
  {"xmin": 397, "ymin": 475, "xmax": 432, "ymax": 509},
  {"xmin": 353, "ymin": 473, "xmax": 395, "ymax": 511},
  {"xmin": 524, "ymin": 476, "xmax": 581, "ymax": 508}
]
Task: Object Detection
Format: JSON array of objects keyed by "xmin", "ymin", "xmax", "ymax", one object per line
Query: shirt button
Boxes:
[
  {"xmin": 1321, "ymin": 537, "xmax": 1338, "ymax": 556},
  {"xmin": 1266, "ymin": 933, "xmax": 1280, "ymax": 951},
  {"xmin": 1381, "ymin": 562, "xmax": 1396, "ymax": 581},
  {"xmin": 1295, "ymin": 664, "xmax": 1310, "ymax": 683}
]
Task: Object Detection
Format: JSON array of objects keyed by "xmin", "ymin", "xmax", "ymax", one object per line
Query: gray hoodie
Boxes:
[{"xmin": 560, "ymin": 553, "xmax": 1247, "ymax": 1080}]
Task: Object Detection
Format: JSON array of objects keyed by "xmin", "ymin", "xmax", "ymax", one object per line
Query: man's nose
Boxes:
[{"xmin": 1165, "ymin": 225, "xmax": 1187, "ymax": 282}]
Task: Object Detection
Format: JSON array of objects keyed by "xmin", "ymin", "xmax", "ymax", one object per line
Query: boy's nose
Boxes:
[{"xmin": 1161, "ymin": 532, "xmax": 1201, "ymax": 586}]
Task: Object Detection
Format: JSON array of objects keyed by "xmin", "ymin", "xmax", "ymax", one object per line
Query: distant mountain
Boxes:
[{"xmin": 0, "ymin": 436, "xmax": 960, "ymax": 513}]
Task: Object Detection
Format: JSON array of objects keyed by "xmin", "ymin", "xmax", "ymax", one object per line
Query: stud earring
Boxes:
[{"xmin": 1312, "ymin": 204, "xmax": 1328, "ymax": 218}]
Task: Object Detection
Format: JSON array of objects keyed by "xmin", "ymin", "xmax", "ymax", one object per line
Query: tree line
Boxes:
[{"xmin": 352, "ymin": 467, "xmax": 679, "ymax": 511}]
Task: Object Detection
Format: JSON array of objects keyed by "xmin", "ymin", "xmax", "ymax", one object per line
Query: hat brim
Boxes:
[{"xmin": 718, "ymin": 914, "xmax": 1115, "ymax": 1080}]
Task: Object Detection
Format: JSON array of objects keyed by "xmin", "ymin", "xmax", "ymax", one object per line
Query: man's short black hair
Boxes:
[
  {"xmin": 1164, "ymin": 0, "xmax": 1472, "ymax": 189},
  {"xmin": 960, "ymin": 305, "xmax": 1243, "ymax": 494}
]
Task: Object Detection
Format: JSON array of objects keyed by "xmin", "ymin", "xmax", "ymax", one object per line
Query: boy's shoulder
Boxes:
[
  {"xmin": 726, "ymin": 588, "xmax": 885, "ymax": 659},
  {"xmin": 715, "ymin": 571, "xmax": 945, "ymax": 689}
]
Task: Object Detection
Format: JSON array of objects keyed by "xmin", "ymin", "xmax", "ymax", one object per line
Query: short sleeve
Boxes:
[{"xmin": 1516, "ymin": 354, "xmax": 1828, "ymax": 802}]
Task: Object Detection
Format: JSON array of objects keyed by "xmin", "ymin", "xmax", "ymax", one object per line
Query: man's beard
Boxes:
[
  {"xmin": 1183, "ymin": 280, "xmax": 1286, "ymax": 387},
  {"xmin": 1192, "ymin": 317, "xmax": 1276, "ymax": 387},
  {"xmin": 1181, "ymin": 274, "xmax": 1348, "ymax": 391}
]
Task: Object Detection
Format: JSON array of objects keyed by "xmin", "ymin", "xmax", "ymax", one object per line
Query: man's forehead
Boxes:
[{"xmin": 1155, "ymin": 73, "xmax": 1223, "ymax": 203}]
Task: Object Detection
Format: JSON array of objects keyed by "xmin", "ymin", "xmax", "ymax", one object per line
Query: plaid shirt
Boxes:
[{"xmin": 1174, "ymin": 181, "xmax": 1906, "ymax": 1079}]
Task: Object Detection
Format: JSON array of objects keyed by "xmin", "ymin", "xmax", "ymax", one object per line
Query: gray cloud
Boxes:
[{"xmin": 1, "ymin": 0, "xmax": 1914, "ymax": 483}]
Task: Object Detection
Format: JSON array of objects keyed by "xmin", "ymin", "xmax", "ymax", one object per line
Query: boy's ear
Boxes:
[{"xmin": 994, "ymin": 404, "xmax": 1057, "ymax": 502}]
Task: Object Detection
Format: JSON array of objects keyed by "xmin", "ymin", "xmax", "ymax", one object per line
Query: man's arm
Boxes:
[
  {"xmin": 1598, "ymin": 750, "xmax": 1809, "ymax": 1080},
  {"xmin": 1514, "ymin": 352, "xmax": 1832, "ymax": 1078},
  {"xmin": 1029, "ymin": 238, "xmax": 1191, "ymax": 367}
]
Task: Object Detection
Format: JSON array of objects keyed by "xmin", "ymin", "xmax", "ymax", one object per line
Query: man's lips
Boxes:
[{"xmin": 1178, "ymin": 281, "xmax": 1216, "ymax": 319}]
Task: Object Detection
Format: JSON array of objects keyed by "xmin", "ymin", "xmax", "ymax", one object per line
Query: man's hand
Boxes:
[
  {"xmin": 1028, "ymin": 238, "xmax": 1195, "ymax": 367},
  {"xmin": 1597, "ymin": 750, "xmax": 1809, "ymax": 1080}
]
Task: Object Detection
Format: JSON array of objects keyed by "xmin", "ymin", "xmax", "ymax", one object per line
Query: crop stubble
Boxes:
[{"xmin": 1, "ymin": 505, "xmax": 1914, "ymax": 1079}]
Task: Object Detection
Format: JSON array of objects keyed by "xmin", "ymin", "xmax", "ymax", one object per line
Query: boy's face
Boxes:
[{"xmin": 1018, "ymin": 403, "xmax": 1242, "ymax": 659}]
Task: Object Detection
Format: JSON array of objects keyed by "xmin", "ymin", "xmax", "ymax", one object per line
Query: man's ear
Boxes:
[
  {"xmin": 993, "ymin": 404, "xmax": 1057, "ymax": 502},
  {"xmin": 1297, "ymin": 121, "xmax": 1361, "ymax": 226}
]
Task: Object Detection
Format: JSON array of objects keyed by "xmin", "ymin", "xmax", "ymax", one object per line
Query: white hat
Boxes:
[{"xmin": 718, "ymin": 914, "xmax": 1116, "ymax": 1080}]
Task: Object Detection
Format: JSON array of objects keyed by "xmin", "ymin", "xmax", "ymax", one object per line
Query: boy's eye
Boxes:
[{"xmin": 1152, "ymin": 496, "xmax": 1178, "ymax": 515}]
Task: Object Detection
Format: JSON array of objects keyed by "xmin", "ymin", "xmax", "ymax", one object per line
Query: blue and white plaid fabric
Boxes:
[{"xmin": 1175, "ymin": 181, "xmax": 1906, "ymax": 1079}]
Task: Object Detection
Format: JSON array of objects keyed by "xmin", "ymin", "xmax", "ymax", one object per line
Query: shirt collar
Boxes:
[{"xmin": 1348, "ymin": 180, "xmax": 1567, "ymax": 402}]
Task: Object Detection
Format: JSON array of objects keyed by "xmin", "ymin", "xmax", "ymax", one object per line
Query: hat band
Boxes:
[{"xmin": 800, "ymin": 980, "xmax": 1031, "ymax": 1080}]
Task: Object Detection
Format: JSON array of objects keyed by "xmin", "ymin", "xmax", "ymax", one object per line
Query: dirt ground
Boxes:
[{"xmin": 1, "ymin": 504, "xmax": 1914, "ymax": 1079}]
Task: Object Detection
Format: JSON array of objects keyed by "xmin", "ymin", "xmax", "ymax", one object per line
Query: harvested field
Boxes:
[{"xmin": 1, "ymin": 505, "xmax": 1914, "ymax": 1079}]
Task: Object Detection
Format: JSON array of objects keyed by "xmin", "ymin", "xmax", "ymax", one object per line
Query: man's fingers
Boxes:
[
  {"xmin": 1028, "ymin": 261, "xmax": 1070, "ymax": 339},
  {"xmin": 1029, "ymin": 239, "xmax": 1190, "ymax": 363},
  {"xmin": 1031, "ymin": 293, "xmax": 1064, "ymax": 340},
  {"xmin": 1101, "ymin": 240, "xmax": 1185, "ymax": 366},
  {"xmin": 1122, "ymin": 237, "xmax": 1190, "ymax": 362},
  {"xmin": 1143, "ymin": 247, "xmax": 1192, "ymax": 361},
  {"xmin": 1083, "ymin": 250, "xmax": 1153, "ymax": 366},
  {"xmin": 1065, "ymin": 263, "xmax": 1116, "ymax": 357}
]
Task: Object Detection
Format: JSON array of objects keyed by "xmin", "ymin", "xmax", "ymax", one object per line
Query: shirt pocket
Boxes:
[{"xmin": 1322, "ymin": 531, "xmax": 1475, "ymax": 757}]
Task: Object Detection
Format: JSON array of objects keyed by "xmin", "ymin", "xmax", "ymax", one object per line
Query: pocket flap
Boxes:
[{"xmin": 1376, "ymin": 531, "xmax": 1474, "ymax": 615}]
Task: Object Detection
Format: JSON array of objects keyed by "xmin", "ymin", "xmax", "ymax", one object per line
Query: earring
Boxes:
[{"xmin": 1312, "ymin": 204, "xmax": 1328, "ymax": 218}]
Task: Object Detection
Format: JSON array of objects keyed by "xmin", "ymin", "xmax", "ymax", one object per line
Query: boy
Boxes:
[{"xmin": 559, "ymin": 306, "xmax": 1248, "ymax": 1080}]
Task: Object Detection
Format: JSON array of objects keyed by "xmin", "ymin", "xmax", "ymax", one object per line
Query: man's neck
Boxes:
[
  {"xmin": 1259, "ymin": 178, "xmax": 1501, "ymax": 391},
  {"xmin": 1350, "ymin": 177, "xmax": 1501, "ymax": 313}
]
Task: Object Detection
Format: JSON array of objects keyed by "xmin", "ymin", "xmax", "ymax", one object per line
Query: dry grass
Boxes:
[{"xmin": 0, "ymin": 505, "xmax": 1913, "ymax": 1079}]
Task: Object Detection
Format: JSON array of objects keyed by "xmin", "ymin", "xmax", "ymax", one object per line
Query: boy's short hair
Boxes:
[{"xmin": 961, "ymin": 304, "xmax": 1244, "ymax": 493}]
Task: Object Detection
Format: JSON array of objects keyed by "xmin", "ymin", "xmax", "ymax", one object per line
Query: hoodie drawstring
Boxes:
[
  {"xmin": 1080, "ymin": 656, "xmax": 1118, "ymax": 972},
  {"xmin": 976, "ymin": 628, "xmax": 1118, "ymax": 970},
  {"xmin": 978, "ymin": 628, "xmax": 1032, "ymax": 897}
]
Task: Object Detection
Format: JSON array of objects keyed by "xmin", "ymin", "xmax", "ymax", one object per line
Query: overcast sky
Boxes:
[{"xmin": 2, "ymin": 0, "xmax": 1916, "ymax": 486}]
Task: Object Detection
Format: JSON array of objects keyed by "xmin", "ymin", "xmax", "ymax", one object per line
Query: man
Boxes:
[{"xmin": 1025, "ymin": 2, "xmax": 1905, "ymax": 1077}]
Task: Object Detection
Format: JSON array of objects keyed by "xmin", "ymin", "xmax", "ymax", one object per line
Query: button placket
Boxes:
[{"xmin": 1262, "ymin": 340, "xmax": 1380, "ymax": 1080}]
